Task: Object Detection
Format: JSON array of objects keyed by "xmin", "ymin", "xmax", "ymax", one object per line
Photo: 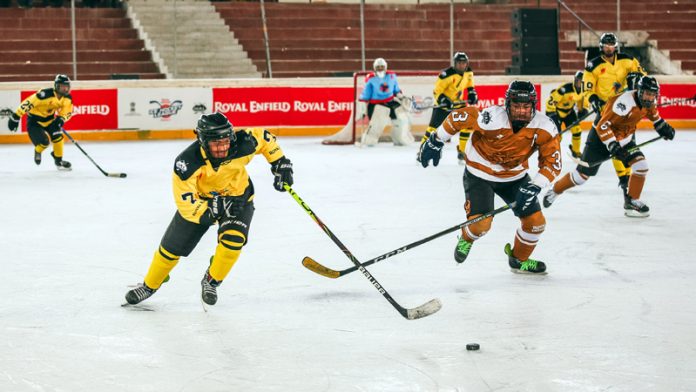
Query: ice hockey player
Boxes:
[
  {"xmin": 7, "ymin": 74, "xmax": 73, "ymax": 170},
  {"xmin": 545, "ymin": 70, "xmax": 588, "ymax": 158},
  {"xmin": 419, "ymin": 81, "xmax": 560, "ymax": 274},
  {"xmin": 124, "ymin": 112, "xmax": 294, "ymax": 306},
  {"xmin": 543, "ymin": 76, "xmax": 674, "ymax": 218},
  {"xmin": 417, "ymin": 51, "xmax": 478, "ymax": 164},
  {"xmin": 584, "ymin": 32, "xmax": 647, "ymax": 204},
  {"xmin": 358, "ymin": 58, "xmax": 413, "ymax": 146}
]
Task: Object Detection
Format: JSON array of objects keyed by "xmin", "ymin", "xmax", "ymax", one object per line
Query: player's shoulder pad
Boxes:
[
  {"xmin": 363, "ymin": 72, "xmax": 375, "ymax": 82},
  {"xmin": 529, "ymin": 112, "xmax": 559, "ymax": 138},
  {"xmin": 36, "ymin": 88, "xmax": 55, "ymax": 100},
  {"xmin": 439, "ymin": 67, "xmax": 457, "ymax": 79},
  {"xmin": 228, "ymin": 129, "xmax": 260, "ymax": 159},
  {"xmin": 585, "ymin": 56, "xmax": 603, "ymax": 72},
  {"xmin": 560, "ymin": 82, "xmax": 573, "ymax": 94},
  {"xmin": 612, "ymin": 91, "xmax": 637, "ymax": 115},
  {"xmin": 477, "ymin": 105, "xmax": 506, "ymax": 130},
  {"xmin": 173, "ymin": 141, "xmax": 205, "ymax": 180}
]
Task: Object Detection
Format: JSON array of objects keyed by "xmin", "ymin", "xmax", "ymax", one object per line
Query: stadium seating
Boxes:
[{"xmin": 0, "ymin": 7, "xmax": 164, "ymax": 82}]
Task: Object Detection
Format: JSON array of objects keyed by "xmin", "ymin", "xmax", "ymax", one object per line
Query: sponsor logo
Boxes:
[
  {"xmin": 192, "ymin": 103, "xmax": 207, "ymax": 114},
  {"xmin": 73, "ymin": 105, "xmax": 110, "ymax": 116},
  {"xmin": 126, "ymin": 101, "xmax": 140, "ymax": 116},
  {"xmin": 616, "ymin": 102, "xmax": 626, "ymax": 112},
  {"xmin": 0, "ymin": 107, "xmax": 13, "ymax": 118},
  {"xmin": 482, "ymin": 111, "xmax": 492, "ymax": 124},
  {"xmin": 149, "ymin": 99, "xmax": 183, "ymax": 119},
  {"xmin": 175, "ymin": 159, "xmax": 188, "ymax": 173}
]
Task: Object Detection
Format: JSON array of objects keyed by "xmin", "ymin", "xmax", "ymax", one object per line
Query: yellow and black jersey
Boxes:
[
  {"xmin": 583, "ymin": 53, "xmax": 646, "ymax": 103},
  {"xmin": 545, "ymin": 82, "xmax": 585, "ymax": 115},
  {"xmin": 433, "ymin": 66, "xmax": 475, "ymax": 103},
  {"xmin": 15, "ymin": 88, "xmax": 73, "ymax": 127},
  {"xmin": 172, "ymin": 127, "xmax": 285, "ymax": 224}
]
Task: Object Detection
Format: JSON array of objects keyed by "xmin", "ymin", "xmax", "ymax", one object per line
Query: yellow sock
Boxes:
[
  {"xmin": 52, "ymin": 137, "xmax": 64, "ymax": 158},
  {"xmin": 571, "ymin": 126, "xmax": 582, "ymax": 155},
  {"xmin": 36, "ymin": 144, "xmax": 48, "ymax": 153},
  {"xmin": 144, "ymin": 246, "xmax": 180, "ymax": 289},
  {"xmin": 612, "ymin": 158, "xmax": 631, "ymax": 178},
  {"xmin": 458, "ymin": 129, "xmax": 471, "ymax": 152},
  {"xmin": 420, "ymin": 127, "xmax": 435, "ymax": 144},
  {"xmin": 209, "ymin": 231, "xmax": 245, "ymax": 281}
]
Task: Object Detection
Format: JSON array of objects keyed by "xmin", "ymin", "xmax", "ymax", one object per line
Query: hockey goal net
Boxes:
[{"xmin": 323, "ymin": 71, "xmax": 439, "ymax": 145}]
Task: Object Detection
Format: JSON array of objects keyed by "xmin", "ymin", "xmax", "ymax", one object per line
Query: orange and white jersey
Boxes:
[
  {"xmin": 438, "ymin": 105, "xmax": 561, "ymax": 186},
  {"xmin": 595, "ymin": 90, "xmax": 661, "ymax": 146}
]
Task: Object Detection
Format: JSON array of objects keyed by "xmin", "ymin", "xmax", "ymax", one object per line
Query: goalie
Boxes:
[{"xmin": 358, "ymin": 58, "xmax": 414, "ymax": 146}]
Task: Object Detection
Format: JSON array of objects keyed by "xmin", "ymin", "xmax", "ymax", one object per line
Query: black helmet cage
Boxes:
[{"xmin": 505, "ymin": 80, "xmax": 537, "ymax": 124}]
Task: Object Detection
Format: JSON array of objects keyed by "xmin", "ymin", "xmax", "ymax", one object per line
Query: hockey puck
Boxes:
[
  {"xmin": 466, "ymin": 343, "xmax": 480, "ymax": 351},
  {"xmin": 120, "ymin": 173, "xmax": 128, "ymax": 178}
]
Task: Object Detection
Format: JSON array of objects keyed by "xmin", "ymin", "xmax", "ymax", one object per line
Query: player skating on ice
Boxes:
[
  {"xmin": 419, "ymin": 81, "xmax": 561, "ymax": 274},
  {"xmin": 417, "ymin": 51, "xmax": 478, "ymax": 164},
  {"xmin": 125, "ymin": 112, "xmax": 294, "ymax": 306},
  {"xmin": 7, "ymin": 74, "xmax": 73, "ymax": 170},
  {"xmin": 546, "ymin": 70, "xmax": 587, "ymax": 158},
  {"xmin": 543, "ymin": 76, "xmax": 675, "ymax": 218}
]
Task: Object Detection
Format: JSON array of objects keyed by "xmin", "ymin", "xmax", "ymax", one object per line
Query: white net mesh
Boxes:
[{"xmin": 322, "ymin": 71, "xmax": 438, "ymax": 145}]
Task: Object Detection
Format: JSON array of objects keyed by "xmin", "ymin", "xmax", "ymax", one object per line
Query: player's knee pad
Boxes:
[
  {"xmin": 218, "ymin": 229, "xmax": 246, "ymax": 251},
  {"xmin": 50, "ymin": 133, "xmax": 63, "ymax": 143},
  {"xmin": 463, "ymin": 215, "xmax": 493, "ymax": 240},
  {"xmin": 520, "ymin": 211, "xmax": 546, "ymax": 236},
  {"xmin": 630, "ymin": 157, "xmax": 649, "ymax": 176},
  {"xmin": 570, "ymin": 170, "xmax": 588, "ymax": 185}
]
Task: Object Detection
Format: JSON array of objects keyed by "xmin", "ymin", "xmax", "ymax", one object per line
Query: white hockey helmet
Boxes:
[{"xmin": 373, "ymin": 58, "xmax": 388, "ymax": 72}]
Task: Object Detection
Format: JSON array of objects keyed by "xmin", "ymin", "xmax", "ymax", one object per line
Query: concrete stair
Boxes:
[{"xmin": 127, "ymin": 0, "xmax": 259, "ymax": 79}]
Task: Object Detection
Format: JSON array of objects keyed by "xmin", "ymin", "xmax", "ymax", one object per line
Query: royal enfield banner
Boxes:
[
  {"xmin": 17, "ymin": 89, "xmax": 118, "ymax": 131},
  {"xmin": 118, "ymin": 88, "xmax": 212, "ymax": 130},
  {"xmin": 0, "ymin": 90, "xmax": 20, "ymax": 133},
  {"xmin": 212, "ymin": 87, "xmax": 354, "ymax": 127},
  {"xmin": 653, "ymin": 84, "xmax": 696, "ymax": 119}
]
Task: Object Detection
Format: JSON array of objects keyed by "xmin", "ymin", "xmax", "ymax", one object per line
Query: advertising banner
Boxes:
[
  {"xmin": 0, "ymin": 90, "xmax": 20, "ymax": 134},
  {"xmin": 212, "ymin": 87, "xmax": 354, "ymax": 127},
  {"xmin": 118, "ymin": 88, "xmax": 212, "ymax": 130},
  {"xmin": 17, "ymin": 89, "xmax": 118, "ymax": 131}
]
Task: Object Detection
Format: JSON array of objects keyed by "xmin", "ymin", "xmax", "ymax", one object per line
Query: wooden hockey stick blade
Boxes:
[
  {"xmin": 302, "ymin": 256, "xmax": 341, "ymax": 278},
  {"xmin": 405, "ymin": 298, "xmax": 442, "ymax": 320}
]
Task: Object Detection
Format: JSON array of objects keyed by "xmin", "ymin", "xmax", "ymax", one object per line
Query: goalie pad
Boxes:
[
  {"xmin": 390, "ymin": 109, "xmax": 413, "ymax": 146},
  {"xmin": 360, "ymin": 104, "xmax": 390, "ymax": 147}
]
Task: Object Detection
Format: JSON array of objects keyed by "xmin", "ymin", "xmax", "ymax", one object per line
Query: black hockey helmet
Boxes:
[
  {"xmin": 636, "ymin": 76, "xmax": 659, "ymax": 108},
  {"xmin": 195, "ymin": 112, "xmax": 235, "ymax": 160},
  {"xmin": 54, "ymin": 74, "xmax": 71, "ymax": 96},
  {"xmin": 505, "ymin": 80, "xmax": 537, "ymax": 128},
  {"xmin": 574, "ymin": 70, "xmax": 584, "ymax": 92},
  {"xmin": 599, "ymin": 33, "xmax": 619, "ymax": 56},
  {"xmin": 453, "ymin": 51, "xmax": 469, "ymax": 64}
]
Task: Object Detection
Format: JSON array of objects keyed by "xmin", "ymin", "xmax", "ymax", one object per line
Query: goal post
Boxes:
[{"xmin": 322, "ymin": 71, "xmax": 439, "ymax": 145}]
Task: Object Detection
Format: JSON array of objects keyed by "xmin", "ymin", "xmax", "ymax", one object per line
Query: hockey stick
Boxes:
[
  {"xmin": 303, "ymin": 202, "xmax": 516, "ymax": 279},
  {"xmin": 62, "ymin": 129, "xmax": 127, "ymax": 178},
  {"xmin": 570, "ymin": 135, "xmax": 664, "ymax": 168},
  {"xmin": 284, "ymin": 183, "xmax": 442, "ymax": 320},
  {"xmin": 410, "ymin": 100, "xmax": 468, "ymax": 113}
]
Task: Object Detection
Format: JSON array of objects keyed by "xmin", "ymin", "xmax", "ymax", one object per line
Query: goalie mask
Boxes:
[
  {"xmin": 373, "ymin": 58, "xmax": 387, "ymax": 78},
  {"xmin": 636, "ymin": 76, "xmax": 659, "ymax": 109},
  {"xmin": 195, "ymin": 112, "xmax": 235, "ymax": 162},
  {"xmin": 54, "ymin": 74, "xmax": 71, "ymax": 97},
  {"xmin": 599, "ymin": 32, "xmax": 619, "ymax": 57},
  {"xmin": 505, "ymin": 80, "xmax": 537, "ymax": 131}
]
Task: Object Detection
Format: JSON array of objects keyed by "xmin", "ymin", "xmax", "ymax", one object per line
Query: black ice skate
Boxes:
[
  {"xmin": 504, "ymin": 243, "xmax": 547, "ymax": 275},
  {"xmin": 568, "ymin": 144, "xmax": 581, "ymax": 159},
  {"xmin": 34, "ymin": 151, "xmax": 42, "ymax": 165},
  {"xmin": 624, "ymin": 198, "xmax": 650, "ymax": 218},
  {"xmin": 201, "ymin": 269, "xmax": 221, "ymax": 305},
  {"xmin": 618, "ymin": 175, "xmax": 631, "ymax": 205},
  {"xmin": 125, "ymin": 283, "xmax": 157, "ymax": 305},
  {"xmin": 51, "ymin": 152, "xmax": 72, "ymax": 171}
]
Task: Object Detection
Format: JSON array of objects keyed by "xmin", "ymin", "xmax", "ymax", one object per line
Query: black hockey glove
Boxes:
[
  {"xmin": 654, "ymin": 119, "xmax": 675, "ymax": 141},
  {"xmin": 577, "ymin": 108, "xmax": 590, "ymax": 119},
  {"xmin": 513, "ymin": 183, "xmax": 542, "ymax": 215},
  {"xmin": 466, "ymin": 87, "xmax": 478, "ymax": 105},
  {"xmin": 437, "ymin": 94, "xmax": 453, "ymax": 110},
  {"xmin": 546, "ymin": 112, "xmax": 561, "ymax": 130},
  {"xmin": 7, "ymin": 113, "xmax": 19, "ymax": 132},
  {"xmin": 270, "ymin": 156, "xmax": 293, "ymax": 192},
  {"xmin": 208, "ymin": 194, "xmax": 246, "ymax": 221},
  {"xmin": 588, "ymin": 94, "xmax": 605, "ymax": 114},
  {"xmin": 607, "ymin": 141, "xmax": 630, "ymax": 164},
  {"xmin": 419, "ymin": 132, "xmax": 444, "ymax": 168}
]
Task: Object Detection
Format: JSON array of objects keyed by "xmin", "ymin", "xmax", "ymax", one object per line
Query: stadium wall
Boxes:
[{"xmin": 1, "ymin": 75, "xmax": 694, "ymax": 144}]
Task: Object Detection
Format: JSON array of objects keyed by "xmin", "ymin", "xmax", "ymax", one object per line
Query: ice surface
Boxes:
[{"xmin": 1, "ymin": 131, "xmax": 695, "ymax": 391}]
